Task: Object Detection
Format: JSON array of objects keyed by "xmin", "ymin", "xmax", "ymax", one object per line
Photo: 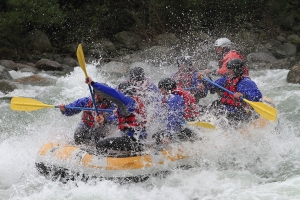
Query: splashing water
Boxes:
[{"xmin": 1, "ymin": 65, "xmax": 300, "ymax": 200}]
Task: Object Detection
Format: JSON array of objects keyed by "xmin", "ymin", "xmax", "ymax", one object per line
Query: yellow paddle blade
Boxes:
[
  {"xmin": 10, "ymin": 97, "xmax": 55, "ymax": 111},
  {"xmin": 243, "ymin": 99, "xmax": 277, "ymax": 121},
  {"xmin": 187, "ymin": 121, "xmax": 216, "ymax": 129},
  {"xmin": 76, "ymin": 44, "xmax": 88, "ymax": 78}
]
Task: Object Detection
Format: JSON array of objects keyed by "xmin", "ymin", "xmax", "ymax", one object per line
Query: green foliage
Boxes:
[
  {"xmin": 0, "ymin": 0, "xmax": 64, "ymax": 49},
  {"xmin": 0, "ymin": 0, "xmax": 299, "ymax": 57}
]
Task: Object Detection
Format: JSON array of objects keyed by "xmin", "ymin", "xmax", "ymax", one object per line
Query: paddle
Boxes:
[
  {"xmin": 183, "ymin": 87, "xmax": 196, "ymax": 90},
  {"xmin": 10, "ymin": 97, "xmax": 114, "ymax": 112},
  {"xmin": 184, "ymin": 121, "xmax": 216, "ymax": 129},
  {"xmin": 203, "ymin": 77, "xmax": 277, "ymax": 121},
  {"xmin": 76, "ymin": 44, "xmax": 99, "ymax": 115}
]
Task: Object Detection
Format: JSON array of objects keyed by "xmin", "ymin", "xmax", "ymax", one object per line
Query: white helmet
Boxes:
[{"xmin": 214, "ymin": 38, "xmax": 231, "ymax": 48}]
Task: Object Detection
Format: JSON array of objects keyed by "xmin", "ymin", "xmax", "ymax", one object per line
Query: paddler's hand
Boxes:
[
  {"xmin": 197, "ymin": 72, "xmax": 204, "ymax": 79},
  {"xmin": 113, "ymin": 108, "xmax": 118, "ymax": 114},
  {"xmin": 197, "ymin": 83, "xmax": 205, "ymax": 92},
  {"xmin": 85, "ymin": 77, "xmax": 93, "ymax": 85},
  {"xmin": 161, "ymin": 136, "xmax": 171, "ymax": 145},
  {"xmin": 58, "ymin": 104, "xmax": 66, "ymax": 112},
  {"xmin": 233, "ymin": 92, "xmax": 244, "ymax": 99},
  {"xmin": 96, "ymin": 115, "xmax": 104, "ymax": 124}
]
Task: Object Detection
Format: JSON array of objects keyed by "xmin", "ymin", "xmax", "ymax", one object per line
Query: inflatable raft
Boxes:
[
  {"xmin": 35, "ymin": 98, "xmax": 277, "ymax": 182},
  {"xmin": 35, "ymin": 141, "xmax": 197, "ymax": 182}
]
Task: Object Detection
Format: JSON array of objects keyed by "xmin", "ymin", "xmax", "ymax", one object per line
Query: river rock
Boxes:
[
  {"xmin": 35, "ymin": 59, "xmax": 63, "ymax": 71},
  {"xmin": 0, "ymin": 65, "xmax": 13, "ymax": 80},
  {"xmin": 25, "ymin": 30, "xmax": 52, "ymax": 52},
  {"xmin": 287, "ymin": 64, "xmax": 300, "ymax": 84},
  {"xmin": 0, "ymin": 60, "xmax": 16, "ymax": 70},
  {"xmin": 14, "ymin": 75, "xmax": 56, "ymax": 86},
  {"xmin": 99, "ymin": 61, "xmax": 130, "ymax": 81},
  {"xmin": 0, "ymin": 80, "xmax": 17, "ymax": 94},
  {"xmin": 154, "ymin": 33, "xmax": 180, "ymax": 48},
  {"xmin": 114, "ymin": 31, "xmax": 146, "ymax": 50},
  {"xmin": 247, "ymin": 52, "xmax": 277, "ymax": 63},
  {"xmin": 275, "ymin": 43, "xmax": 297, "ymax": 58}
]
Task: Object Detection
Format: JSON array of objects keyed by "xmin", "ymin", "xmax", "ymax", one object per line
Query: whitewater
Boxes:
[{"xmin": 0, "ymin": 63, "xmax": 300, "ymax": 200}]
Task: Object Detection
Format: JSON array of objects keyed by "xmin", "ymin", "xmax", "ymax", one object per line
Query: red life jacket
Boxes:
[
  {"xmin": 172, "ymin": 87, "xmax": 198, "ymax": 120},
  {"xmin": 117, "ymin": 96, "xmax": 146, "ymax": 130},
  {"xmin": 172, "ymin": 70, "xmax": 196, "ymax": 88},
  {"xmin": 220, "ymin": 77, "xmax": 245, "ymax": 108},
  {"xmin": 217, "ymin": 50, "xmax": 249, "ymax": 76},
  {"xmin": 81, "ymin": 100, "xmax": 111, "ymax": 127}
]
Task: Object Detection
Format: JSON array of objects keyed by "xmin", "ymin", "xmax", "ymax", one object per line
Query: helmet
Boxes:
[
  {"xmin": 158, "ymin": 78, "xmax": 176, "ymax": 91},
  {"xmin": 118, "ymin": 81, "xmax": 136, "ymax": 96},
  {"xmin": 129, "ymin": 67, "xmax": 145, "ymax": 82},
  {"xmin": 226, "ymin": 59, "xmax": 244, "ymax": 76},
  {"xmin": 177, "ymin": 56, "xmax": 193, "ymax": 67},
  {"xmin": 214, "ymin": 38, "xmax": 231, "ymax": 48}
]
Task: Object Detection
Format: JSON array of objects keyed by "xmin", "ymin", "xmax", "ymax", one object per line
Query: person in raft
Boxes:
[
  {"xmin": 85, "ymin": 77, "xmax": 147, "ymax": 153},
  {"xmin": 152, "ymin": 78, "xmax": 198, "ymax": 145},
  {"xmin": 128, "ymin": 66, "xmax": 160, "ymax": 104},
  {"xmin": 200, "ymin": 58, "xmax": 262, "ymax": 126},
  {"xmin": 58, "ymin": 86, "xmax": 116, "ymax": 146},
  {"xmin": 171, "ymin": 56, "xmax": 208, "ymax": 104},
  {"xmin": 205, "ymin": 37, "xmax": 249, "ymax": 77}
]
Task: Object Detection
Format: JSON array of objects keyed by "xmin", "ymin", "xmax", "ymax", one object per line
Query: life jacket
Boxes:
[
  {"xmin": 82, "ymin": 99, "xmax": 111, "ymax": 127},
  {"xmin": 130, "ymin": 78, "xmax": 151, "ymax": 98},
  {"xmin": 220, "ymin": 77, "xmax": 245, "ymax": 108},
  {"xmin": 172, "ymin": 87, "xmax": 198, "ymax": 120},
  {"xmin": 217, "ymin": 50, "xmax": 249, "ymax": 76},
  {"xmin": 172, "ymin": 70, "xmax": 196, "ymax": 88},
  {"xmin": 117, "ymin": 96, "xmax": 146, "ymax": 131}
]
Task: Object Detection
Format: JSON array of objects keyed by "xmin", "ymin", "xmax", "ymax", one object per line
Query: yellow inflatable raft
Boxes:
[{"xmin": 35, "ymin": 141, "xmax": 195, "ymax": 182}]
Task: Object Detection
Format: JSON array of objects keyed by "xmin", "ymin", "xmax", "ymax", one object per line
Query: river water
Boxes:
[{"xmin": 0, "ymin": 64, "xmax": 299, "ymax": 200}]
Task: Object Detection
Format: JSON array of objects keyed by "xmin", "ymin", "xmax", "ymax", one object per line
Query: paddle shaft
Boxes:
[
  {"xmin": 57, "ymin": 106, "xmax": 114, "ymax": 112},
  {"xmin": 203, "ymin": 77, "xmax": 240, "ymax": 98},
  {"xmin": 77, "ymin": 44, "xmax": 99, "ymax": 115}
]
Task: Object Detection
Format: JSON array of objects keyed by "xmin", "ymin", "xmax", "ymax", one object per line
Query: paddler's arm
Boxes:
[
  {"xmin": 85, "ymin": 77, "xmax": 136, "ymax": 116},
  {"xmin": 58, "ymin": 97, "xmax": 90, "ymax": 116}
]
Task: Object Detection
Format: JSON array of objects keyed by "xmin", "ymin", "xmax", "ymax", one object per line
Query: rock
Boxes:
[
  {"xmin": 19, "ymin": 67, "xmax": 38, "ymax": 73},
  {"xmin": 99, "ymin": 61, "xmax": 130, "ymax": 81},
  {"xmin": 276, "ymin": 35, "xmax": 286, "ymax": 43},
  {"xmin": 136, "ymin": 46, "xmax": 179, "ymax": 65},
  {"xmin": 25, "ymin": 30, "xmax": 52, "ymax": 52},
  {"xmin": 275, "ymin": 43, "xmax": 297, "ymax": 58},
  {"xmin": 0, "ymin": 60, "xmax": 16, "ymax": 70},
  {"xmin": 62, "ymin": 57, "xmax": 78, "ymax": 67},
  {"xmin": 62, "ymin": 43, "xmax": 78, "ymax": 54},
  {"xmin": 265, "ymin": 58, "xmax": 294, "ymax": 70},
  {"xmin": 287, "ymin": 64, "xmax": 300, "ymax": 83},
  {"xmin": 14, "ymin": 75, "xmax": 56, "ymax": 86},
  {"xmin": 0, "ymin": 80, "xmax": 17, "ymax": 94},
  {"xmin": 114, "ymin": 31, "xmax": 146, "ymax": 50},
  {"xmin": 287, "ymin": 34, "xmax": 300, "ymax": 45},
  {"xmin": 14, "ymin": 63, "xmax": 38, "ymax": 71},
  {"xmin": 247, "ymin": 52, "xmax": 277, "ymax": 63},
  {"xmin": 154, "ymin": 33, "xmax": 180, "ymax": 48},
  {"xmin": 0, "ymin": 65, "xmax": 13, "ymax": 80},
  {"xmin": 93, "ymin": 38, "xmax": 116, "ymax": 53},
  {"xmin": 35, "ymin": 59, "xmax": 63, "ymax": 71}
]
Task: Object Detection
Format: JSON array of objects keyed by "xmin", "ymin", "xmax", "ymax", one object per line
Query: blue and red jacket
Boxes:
[
  {"xmin": 172, "ymin": 87, "xmax": 198, "ymax": 121},
  {"xmin": 208, "ymin": 76, "xmax": 262, "ymax": 113},
  {"xmin": 91, "ymin": 81, "xmax": 146, "ymax": 138},
  {"xmin": 60, "ymin": 97, "xmax": 115, "ymax": 127},
  {"xmin": 172, "ymin": 70, "xmax": 208, "ymax": 102},
  {"xmin": 161, "ymin": 93, "xmax": 185, "ymax": 135}
]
